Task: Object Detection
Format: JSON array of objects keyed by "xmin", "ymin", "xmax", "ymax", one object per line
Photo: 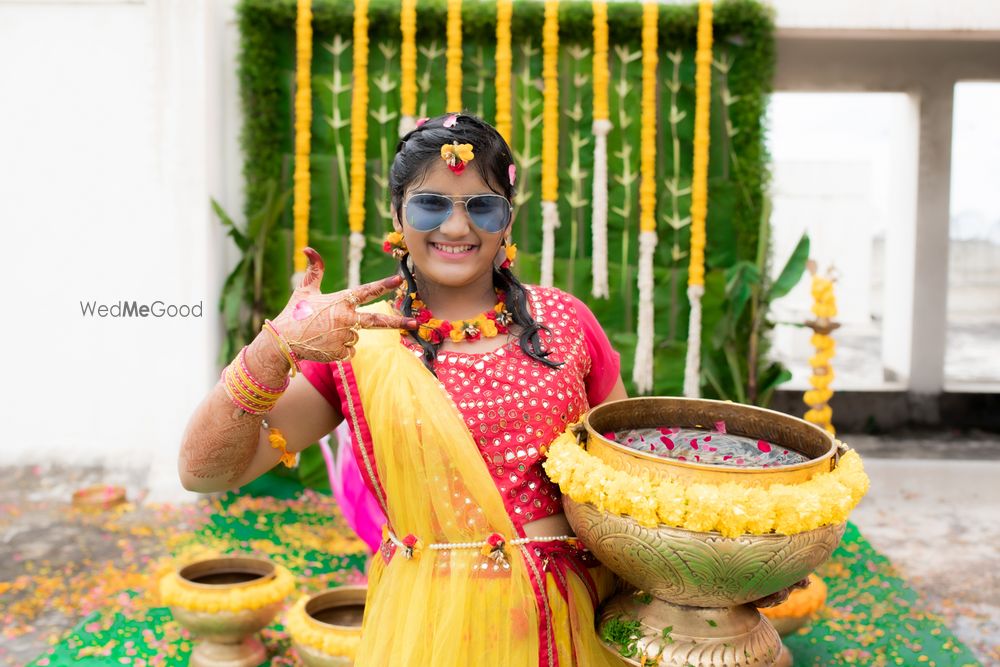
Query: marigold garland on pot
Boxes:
[
  {"xmin": 399, "ymin": 0, "xmax": 418, "ymax": 136},
  {"xmin": 446, "ymin": 0, "xmax": 463, "ymax": 112},
  {"xmin": 542, "ymin": 430, "xmax": 870, "ymax": 539},
  {"xmin": 159, "ymin": 564, "xmax": 295, "ymax": 613},
  {"xmin": 285, "ymin": 595, "xmax": 362, "ymax": 659},
  {"xmin": 494, "ymin": 0, "xmax": 513, "ymax": 143},
  {"xmin": 590, "ymin": 0, "xmax": 611, "ymax": 299},
  {"xmin": 683, "ymin": 0, "xmax": 714, "ymax": 398},
  {"xmin": 347, "ymin": 0, "xmax": 370, "ymax": 288},
  {"xmin": 633, "ymin": 0, "xmax": 659, "ymax": 395},
  {"xmin": 293, "ymin": 0, "xmax": 313, "ymax": 274},
  {"xmin": 540, "ymin": 0, "xmax": 560, "ymax": 287}
]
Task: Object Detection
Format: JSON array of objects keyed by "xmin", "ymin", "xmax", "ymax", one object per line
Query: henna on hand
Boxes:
[{"xmin": 270, "ymin": 248, "xmax": 417, "ymax": 363}]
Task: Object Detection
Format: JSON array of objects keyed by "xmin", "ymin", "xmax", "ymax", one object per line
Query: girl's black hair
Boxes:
[{"xmin": 390, "ymin": 112, "xmax": 561, "ymax": 374}]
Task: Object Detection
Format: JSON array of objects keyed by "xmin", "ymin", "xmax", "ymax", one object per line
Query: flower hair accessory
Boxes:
[
  {"xmin": 383, "ymin": 230, "xmax": 408, "ymax": 259},
  {"xmin": 441, "ymin": 142, "xmax": 475, "ymax": 175}
]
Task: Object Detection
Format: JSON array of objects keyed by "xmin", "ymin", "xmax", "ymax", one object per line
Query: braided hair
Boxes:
[{"xmin": 390, "ymin": 113, "xmax": 561, "ymax": 375}]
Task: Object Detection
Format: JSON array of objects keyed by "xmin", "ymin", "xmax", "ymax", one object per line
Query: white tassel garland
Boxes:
[
  {"xmin": 633, "ymin": 230, "xmax": 657, "ymax": 394},
  {"xmin": 541, "ymin": 200, "xmax": 560, "ymax": 287},
  {"xmin": 398, "ymin": 115, "xmax": 416, "ymax": 138},
  {"xmin": 683, "ymin": 283, "xmax": 705, "ymax": 398},
  {"xmin": 591, "ymin": 119, "xmax": 612, "ymax": 298},
  {"xmin": 348, "ymin": 231, "xmax": 366, "ymax": 289}
]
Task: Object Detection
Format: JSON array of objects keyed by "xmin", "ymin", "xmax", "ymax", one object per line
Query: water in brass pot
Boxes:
[
  {"xmin": 311, "ymin": 604, "xmax": 365, "ymax": 627},
  {"xmin": 605, "ymin": 425, "xmax": 810, "ymax": 468}
]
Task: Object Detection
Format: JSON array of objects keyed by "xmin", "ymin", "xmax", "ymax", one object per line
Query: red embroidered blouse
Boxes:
[{"xmin": 301, "ymin": 285, "xmax": 620, "ymax": 536}]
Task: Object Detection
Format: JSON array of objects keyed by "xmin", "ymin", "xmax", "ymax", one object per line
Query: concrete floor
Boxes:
[{"xmin": 1, "ymin": 433, "xmax": 998, "ymax": 666}]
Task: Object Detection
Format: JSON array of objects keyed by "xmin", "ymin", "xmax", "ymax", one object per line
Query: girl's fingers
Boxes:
[
  {"xmin": 351, "ymin": 274, "xmax": 405, "ymax": 305},
  {"xmin": 298, "ymin": 248, "xmax": 326, "ymax": 293},
  {"xmin": 357, "ymin": 312, "xmax": 419, "ymax": 330}
]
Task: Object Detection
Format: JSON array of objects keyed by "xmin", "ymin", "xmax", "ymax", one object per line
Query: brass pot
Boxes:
[
  {"xmin": 165, "ymin": 557, "xmax": 289, "ymax": 667},
  {"xmin": 566, "ymin": 397, "xmax": 847, "ymax": 666},
  {"xmin": 290, "ymin": 586, "xmax": 367, "ymax": 667}
]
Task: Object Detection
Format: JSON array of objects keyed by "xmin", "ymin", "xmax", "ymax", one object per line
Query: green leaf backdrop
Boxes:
[{"xmin": 236, "ymin": 0, "xmax": 776, "ymax": 398}]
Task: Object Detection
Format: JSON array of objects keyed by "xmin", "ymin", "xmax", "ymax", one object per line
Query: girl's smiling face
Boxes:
[{"xmin": 393, "ymin": 159, "xmax": 511, "ymax": 289}]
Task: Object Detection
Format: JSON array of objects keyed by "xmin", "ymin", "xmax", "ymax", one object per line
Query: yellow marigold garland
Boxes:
[
  {"xmin": 638, "ymin": 2, "xmax": 658, "ymax": 237},
  {"xmin": 285, "ymin": 595, "xmax": 362, "ymax": 659},
  {"xmin": 590, "ymin": 1, "xmax": 611, "ymax": 298},
  {"xmin": 495, "ymin": 0, "xmax": 514, "ymax": 143},
  {"xmin": 541, "ymin": 0, "xmax": 560, "ymax": 204},
  {"xmin": 688, "ymin": 0, "xmax": 712, "ymax": 289},
  {"xmin": 400, "ymin": 0, "xmax": 418, "ymax": 119},
  {"xmin": 542, "ymin": 430, "xmax": 869, "ymax": 539},
  {"xmin": 539, "ymin": 0, "xmax": 560, "ymax": 287},
  {"xmin": 592, "ymin": 1, "xmax": 609, "ymax": 123},
  {"xmin": 159, "ymin": 564, "xmax": 295, "ymax": 613},
  {"xmin": 347, "ymin": 0, "xmax": 370, "ymax": 287},
  {"xmin": 446, "ymin": 0, "xmax": 463, "ymax": 111},
  {"xmin": 633, "ymin": 0, "xmax": 659, "ymax": 394},
  {"xmin": 683, "ymin": 0, "xmax": 713, "ymax": 398},
  {"xmin": 293, "ymin": 0, "xmax": 313, "ymax": 273},
  {"xmin": 805, "ymin": 267, "xmax": 839, "ymax": 434},
  {"xmin": 761, "ymin": 573, "xmax": 828, "ymax": 620}
]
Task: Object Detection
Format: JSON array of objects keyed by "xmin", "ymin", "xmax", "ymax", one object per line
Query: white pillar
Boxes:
[{"xmin": 908, "ymin": 81, "xmax": 953, "ymax": 394}]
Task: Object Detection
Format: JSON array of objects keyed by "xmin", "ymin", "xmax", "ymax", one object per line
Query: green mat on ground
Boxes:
[{"xmin": 27, "ymin": 474, "xmax": 981, "ymax": 667}]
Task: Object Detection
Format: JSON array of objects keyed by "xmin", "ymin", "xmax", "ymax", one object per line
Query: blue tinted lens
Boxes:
[
  {"xmin": 465, "ymin": 195, "xmax": 511, "ymax": 233},
  {"xmin": 406, "ymin": 194, "xmax": 452, "ymax": 231}
]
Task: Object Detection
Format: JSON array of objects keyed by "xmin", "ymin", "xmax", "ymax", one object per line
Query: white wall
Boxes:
[{"xmin": 0, "ymin": 0, "xmax": 241, "ymax": 501}]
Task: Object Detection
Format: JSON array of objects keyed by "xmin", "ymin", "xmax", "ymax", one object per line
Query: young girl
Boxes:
[{"xmin": 179, "ymin": 113, "xmax": 627, "ymax": 666}]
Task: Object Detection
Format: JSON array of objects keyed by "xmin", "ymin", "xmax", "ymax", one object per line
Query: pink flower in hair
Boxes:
[
  {"xmin": 508, "ymin": 163, "xmax": 517, "ymax": 186},
  {"xmin": 415, "ymin": 117, "xmax": 430, "ymax": 127},
  {"xmin": 443, "ymin": 114, "xmax": 459, "ymax": 128}
]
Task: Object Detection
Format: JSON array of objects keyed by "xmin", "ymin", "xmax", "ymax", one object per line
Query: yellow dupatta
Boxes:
[{"xmin": 340, "ymin": 302, "xmax": 620, "ymax": 667}]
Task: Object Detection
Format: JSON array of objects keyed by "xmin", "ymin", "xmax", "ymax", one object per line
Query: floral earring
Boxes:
[
  {"xmin": 383, "ymin": 230, "xmax": 408, "ymax": 260},
  {"xmin": 499, "ymin": 239, "xmax": 517, "ymax": 270}
]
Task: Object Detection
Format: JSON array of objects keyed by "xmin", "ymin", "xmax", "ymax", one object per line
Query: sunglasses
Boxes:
[{"xmin": 403, "ymin": 193, "xmax": 512, "ymax": 233}]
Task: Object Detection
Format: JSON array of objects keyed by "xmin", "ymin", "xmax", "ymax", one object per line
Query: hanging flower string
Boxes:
[
  {"xmin": 292, "ymin": 0, "xmax": 313, "ymax": 276},
  {"xmin": 590, "ymin": 0, "xmax": 612, "ymax": 298},
  {"xmin": 347, "ymin": 0, "xmax": 370, "ymax": 288},
  {"xmin": 399, "ymin": 0, "xmax": 418, "ymax": 136},
  {"xmin": 396, "ymin": 289, "xmax": 514, "ymax": 344},
  {"xmin": 446, "ymin": 0, "xmax": 463, "ymax": 111},
  {"xmin": 805, "ymin": 263, "xmax": 839, "ymax": 434},
  {"xmin": 683, "ymin": 0, "xmax": 713, "ymax": 398},
  {"xmin": 633, "ymin": 0, "xmax": 659, "ymax": 395},
  {"xmin": 540, "ymin": 0, "xmax": 561, "ymax": 287},
  {"xmin": 495, "ymin": 0, "xmax": 513, "ymax": 143}
]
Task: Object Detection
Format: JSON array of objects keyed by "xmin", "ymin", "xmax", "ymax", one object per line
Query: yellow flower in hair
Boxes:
[{"xmin": 441, "ymin": 142, "xmax": 475, "ymax": 174}]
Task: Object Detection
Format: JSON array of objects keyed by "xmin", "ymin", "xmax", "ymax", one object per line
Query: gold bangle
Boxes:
[{"xmin": 262, "ymin": 320, "xmax": 301, "ymax": 376}]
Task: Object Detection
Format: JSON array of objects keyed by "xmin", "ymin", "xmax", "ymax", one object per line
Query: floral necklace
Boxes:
[{"xmin": 396, "ymin": 288, "xmax": 515, "ymax": 344}]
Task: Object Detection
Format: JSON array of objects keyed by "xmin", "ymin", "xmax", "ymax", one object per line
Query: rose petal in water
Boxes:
[
  {"xmin": 689, "ymin": 440, "xmax": 699, "ymax": 450},
  {"xmin": 660, "ymin": 436, "xmax": 674, "ymax": 450},
  {"xmin": 757, "ymin": 440, "xmax": 772, "ymax": 453}
]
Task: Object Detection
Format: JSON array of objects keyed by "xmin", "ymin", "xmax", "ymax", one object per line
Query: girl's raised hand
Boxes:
[{"xmin": 270, "ymin": 248, "xmax": 417, "ymax": 362}]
